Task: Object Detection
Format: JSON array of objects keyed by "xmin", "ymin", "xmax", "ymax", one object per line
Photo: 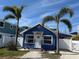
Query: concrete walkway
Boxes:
[
  {"xmin": 20, "ymin": 50, "xmax": 42, "ymax": 59},
  {"xmin": 20, "ymin": 50, "xmax": 79, "ymax": 59}
]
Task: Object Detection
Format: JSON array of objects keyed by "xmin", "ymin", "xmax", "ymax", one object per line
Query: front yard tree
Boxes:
[
  {"xmin": 42, "ymin": 7, "xmax": 73, "ymax": 54},
  {"xmin": 3, "ymin": 6, "xmax": 24, "ymax": 49}
]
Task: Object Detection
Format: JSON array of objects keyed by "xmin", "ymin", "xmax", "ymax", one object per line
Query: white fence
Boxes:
[
  {"xmin": 72, "ymin": 41, "xmax": 79, "ymax": 51},
  {"xmin": 59, "ymin": 39, "xmax": 72, "ymax": 51},
  {"xmin": 18, "ymin": 37, "xmax": 23, "ymax": 47}
]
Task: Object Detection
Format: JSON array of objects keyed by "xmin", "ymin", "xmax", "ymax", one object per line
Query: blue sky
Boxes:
[{"xmin": 0, "ymin": 0, "xmax": 79, "ymax": 33}]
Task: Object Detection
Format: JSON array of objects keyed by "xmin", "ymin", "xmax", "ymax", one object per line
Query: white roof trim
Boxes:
[
  {"xmin": 20, "ymin": 24, "xmax": 40, "ymax": 34},
  {"xmin": 20, "ymin": 24, "xmax": 56, "ymax": 34}
]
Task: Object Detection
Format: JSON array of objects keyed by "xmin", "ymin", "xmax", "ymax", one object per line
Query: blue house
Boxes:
[{"xmin": 20, "ymin": 24, "xmax": 57, "ymax": 50}]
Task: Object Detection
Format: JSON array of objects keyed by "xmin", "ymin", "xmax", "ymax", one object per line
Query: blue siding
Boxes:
[
  {"xmin": 23, "ymin": 24, "xmax": 57, "ymax": 50},
  {"xmin": 42, "ymin": 44, "xmax": 56, "ymax": 51},
  {"xmin": 23, "ymin": 43, "xmax": 34, "ymax": 49}
]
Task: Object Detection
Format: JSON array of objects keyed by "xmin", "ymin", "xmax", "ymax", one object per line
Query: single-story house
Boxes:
[{"xmin": 20, "ymin": 24, "xmax": 72, "ymax": 51}]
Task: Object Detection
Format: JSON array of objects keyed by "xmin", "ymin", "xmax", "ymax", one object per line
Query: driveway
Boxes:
[
  {"xmin": 48, "ymin": 51, "xmax": 79, "ymax": 59},
  {"xmin": 60, "ymin": 51, "xmax": 79, "ymax": 59},
  {"xmin": 20, "ymin": 50, "xmax": 79, "ymax": 59}
]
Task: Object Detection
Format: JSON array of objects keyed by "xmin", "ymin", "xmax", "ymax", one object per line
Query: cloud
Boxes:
[
  {"xmin": 19, "ymin": 16, "xmax": 33, "ymax": 27},
  {"xmin": 40, "ymin": 0, "xmax": 65, "ymax": 8},
  {"xmin": 24, "ymin": 0, "xmax": 66, "ymax": 17},
  {"xmin": 40, "ymin": 11, "xmax": 58, "ymax": 18}
]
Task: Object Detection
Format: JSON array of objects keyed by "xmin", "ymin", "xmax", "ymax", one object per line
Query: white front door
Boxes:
[{"xmin": 34, "ymin": 32, "xmax": 42, "ymax": 48}]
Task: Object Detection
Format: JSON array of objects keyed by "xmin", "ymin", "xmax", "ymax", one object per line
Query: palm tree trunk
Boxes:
[
  {"xmin": 15, "ymin": 19, "xmax": 19, "ymax": 47},
  {"xmin": 56, "ymin": 22, "xmax": 59, "ymax": 54}
]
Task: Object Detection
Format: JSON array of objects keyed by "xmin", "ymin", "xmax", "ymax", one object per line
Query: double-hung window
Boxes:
[
  {"xmin": 43, "ymin": 35, "xmax": 52, "ymax": 45},
  {"xmin": 25, "ymin": 35, "xmax": 34, "ymax": 44}
]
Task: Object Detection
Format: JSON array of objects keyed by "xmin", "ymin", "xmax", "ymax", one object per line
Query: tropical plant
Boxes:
[
  {"xmin": 3, "ymin": 6, "xmax": 24, "ymax": 49},
  {"xmin": 72, "ymin": 35, "xmax": 79, "ymax": 40},
  {"xmin": 6, "ymin": 40, "xmax": 17, "ymax": 51},
  {"xmin": 42, "ymin": 7, "xmax": 73, "ymax": 53}
]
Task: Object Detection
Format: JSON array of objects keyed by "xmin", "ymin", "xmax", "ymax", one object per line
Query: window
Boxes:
[
  {"xmin": 0, "ymin": 22, "xmax": 4, "ymax": 27},
  {"xmin": 10, "ymin": 25, "xmax": 13, "ymax": 29},
  {"xmin": 0, "ymin": 34, "xmax": 2, "ymax": 39},
  {"xmin": 44, "ymin": 35, "xmax": 52, "ymax": 44},
  {"xmin": 26, "ymin": 35, "xmax": 34, "ymax": 44}
]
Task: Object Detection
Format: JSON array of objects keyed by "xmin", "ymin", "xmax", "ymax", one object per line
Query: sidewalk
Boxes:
[{"xmin": 20, "ymin": 50, "xmax": 42, "ymax": 59}]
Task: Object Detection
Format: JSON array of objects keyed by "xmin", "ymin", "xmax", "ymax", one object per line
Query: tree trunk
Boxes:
[
  {"xmin": 15, "ymin": 19, "xmax": 19, "ymax": 47},
  {"xmin": 56, "ymin": 22, "xmax": 59, "ymax": 54}
]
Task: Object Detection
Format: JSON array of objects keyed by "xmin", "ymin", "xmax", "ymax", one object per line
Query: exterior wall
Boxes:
[
  {"xmin": 18, "ymin": 37, "xmax": 23, "ymax": 47},
  {"xmin": 0, "ymin": 33, "xmax": 4, "ymax": 47},
  {"xmin": 59, "ymin": 39, "xmax": 72, "ymax": 51},
  {"xmin": 72, "ymin": 40, "xmax": 79, "ymax": 51},
  {"xmin": 3, "ymin": 33, "xmax": 15, "ymax": 46},
  {"xmin": 23, "ymin": 35, "xmax": 56, "ymax": 50},
  {"xmin": 0, "ymin": 33, "xmax": 15, "ymax": 47}
]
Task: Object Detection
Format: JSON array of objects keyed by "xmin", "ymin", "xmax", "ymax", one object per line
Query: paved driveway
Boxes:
[
  {"xmin": 20, "ymin": 50, "xmax": 79, "ymax": 59},
  {"xmin": 60, "ymin": 51, "xmax": 79, "ymax": 59},
  {"xmin": 48, "ymin": 51, "xmax": 79, "ymax": 59}
]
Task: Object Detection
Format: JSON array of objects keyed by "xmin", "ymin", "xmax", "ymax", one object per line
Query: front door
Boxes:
[{"xmin": 34, "ymin": 32, "xmax": 43, "ymax": 48}]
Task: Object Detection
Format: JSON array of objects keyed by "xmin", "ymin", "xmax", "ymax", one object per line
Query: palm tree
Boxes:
[
  {"xmin": 3, "ymin": 6, "xmax": 24, "ymax": 47},
  {"xmin": 42, "ymin": 7, "xmax": 73, "ymax": 54}
]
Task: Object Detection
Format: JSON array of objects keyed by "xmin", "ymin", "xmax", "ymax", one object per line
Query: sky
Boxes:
[{"xmin": 0, "ymin": 0, "xmax": 79, "ymax": 33}]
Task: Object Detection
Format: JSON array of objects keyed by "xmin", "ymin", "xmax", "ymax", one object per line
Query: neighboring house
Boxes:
[
  {"xmin": 0, "ymin": 21, "xmax": 16, "ymax": 47},
  {"xmin": 71, "ymin": 32, "xmax": 78, "ymax": 36},
  {"xmin": 20, "ymin": 24, "xmax": 72, "ymax": 51}
]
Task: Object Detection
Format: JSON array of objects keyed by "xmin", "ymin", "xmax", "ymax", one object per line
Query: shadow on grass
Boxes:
[{"xmin": 42, "ymin": 52, "xmax": 61, "ymax": 59}]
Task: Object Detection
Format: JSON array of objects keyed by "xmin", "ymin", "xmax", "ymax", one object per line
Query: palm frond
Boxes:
[
  {"xmin": 4, "ymin": 14, "xmax": 15, "ymax": 20},
  {"xmin": 42, "ymin": 16, "xmax": 55, "ymax": 26},
  {"xmin": 60, "ymin": 19, "xmax": 72, "ymax": 32},
  {"xmin": 58, "ymin": 7, "xmax": 74, "ymax": 18},
  {"xmin": 13, "ymin": 6, "xmax": 24, "ymax": 19},
  {"xmin": 20, "ymin": 6, "xmax": 24, "ymax": 13},
  {"xmin": 3, "ymin": 6, "xmax": 16, "ymax": 15}
]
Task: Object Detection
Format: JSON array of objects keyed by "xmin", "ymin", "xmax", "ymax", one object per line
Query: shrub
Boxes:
[
  {"xmin": 72, "ymin": 35, "xmax": 79, "ymax": 40},
  {"xmin": 6, "ymin": 41, "xmax": 17, "ymax": 51}
]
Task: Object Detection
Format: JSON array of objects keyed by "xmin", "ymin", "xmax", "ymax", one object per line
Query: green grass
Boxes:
[
  {"xmin": 42, "ymin": 52, "xmax": 61, "ymax": 59},
  {"xmin": 0, "ymin": 48, "xmax": 28, "ymax": 57}
]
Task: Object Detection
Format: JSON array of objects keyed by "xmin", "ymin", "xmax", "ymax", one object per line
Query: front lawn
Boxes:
[
  {"xmin": 42, "ymin": 52, "xmax": 61, "ymax": 59},
  {"xmin": 0, "ymin": 48, "xmax": 28, "ymax": 57}
]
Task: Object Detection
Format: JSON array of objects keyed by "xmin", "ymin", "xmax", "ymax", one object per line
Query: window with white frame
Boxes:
[
  {"xmin": 43, "ymin": 35, "xmax": 52, "ymax": 44},
  {"xmin": 25, "ymin": 35, "xmax": 34, "ymax": 43},
  {"xmin": 0, "ymin": 22, "xmax": 4, "ymax": 27}
]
